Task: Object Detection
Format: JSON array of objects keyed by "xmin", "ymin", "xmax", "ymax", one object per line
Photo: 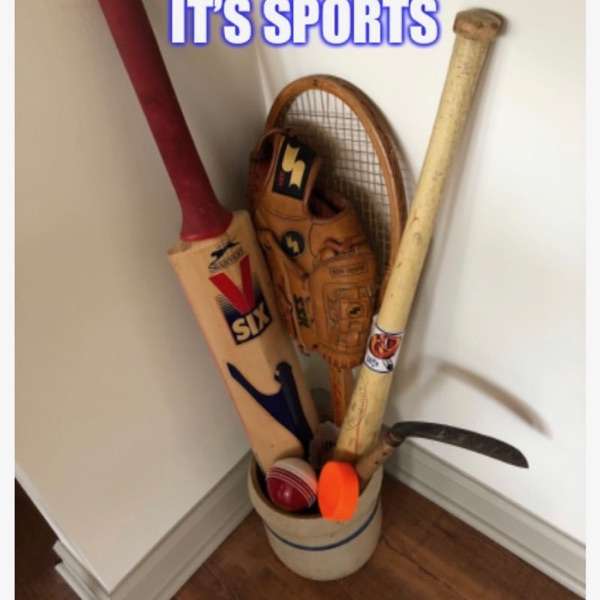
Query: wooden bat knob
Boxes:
[{"xmin": 454, "ymin": 9, "xmax": 504, "ymax": 42}]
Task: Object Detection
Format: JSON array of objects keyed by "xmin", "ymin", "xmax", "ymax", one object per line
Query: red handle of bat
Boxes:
[{"xmin": 97, "ymin": 0, "xmax": 232, "ymax": 241}]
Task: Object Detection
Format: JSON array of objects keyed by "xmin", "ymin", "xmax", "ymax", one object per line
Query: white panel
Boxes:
[
  {"xmin": 54, "ymin": 454, "xmax": 252, "ymax": 600},
  {"xmin": 16, "ymin": 0, "xmax": 265, "ymax": 591}
]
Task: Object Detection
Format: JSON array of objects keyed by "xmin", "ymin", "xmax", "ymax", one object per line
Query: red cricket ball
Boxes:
[{"xmin": 266, "ymin": 457, "xmax": 318, "ymax": 512}]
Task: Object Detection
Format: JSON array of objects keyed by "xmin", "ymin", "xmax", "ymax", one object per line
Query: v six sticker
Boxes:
[
  {"xmin": 364, "ymin": 321, "xmax": 404, "ymax": 374},
  {"xmin": 209, "ymin": 254, "xmax": 272, "ymax": 344}
]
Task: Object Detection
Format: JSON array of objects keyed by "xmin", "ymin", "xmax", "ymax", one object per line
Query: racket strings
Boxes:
[{"xmin": 283, "ymin": 89, "xmax": 392, "ymax": 274}]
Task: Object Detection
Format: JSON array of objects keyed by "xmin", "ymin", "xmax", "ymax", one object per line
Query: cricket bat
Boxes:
[{"xmin": 97, "ymin": 0, "xmax": 319, "ymax": 473}]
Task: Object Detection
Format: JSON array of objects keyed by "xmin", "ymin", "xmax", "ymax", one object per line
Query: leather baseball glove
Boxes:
[{"xmin": 248, "ymin": 129, "xmax": 377, "ymax": 369}]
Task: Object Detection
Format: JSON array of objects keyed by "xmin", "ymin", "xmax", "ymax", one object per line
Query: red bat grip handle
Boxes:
[{"xmin": 98, "ymin": 0, "xmax": 232, "ymax": 241}]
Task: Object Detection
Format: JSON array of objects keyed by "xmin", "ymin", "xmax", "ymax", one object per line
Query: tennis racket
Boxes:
[{"xmin": 265, "ymin": 75, "xmax": 408, "ymax": 425}]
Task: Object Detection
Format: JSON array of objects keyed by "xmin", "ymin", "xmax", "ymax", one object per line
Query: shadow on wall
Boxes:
[
  {"xmin": 379, "ymin": 43, "xmax": 551, "ymax": 439},
  {"xmin": 391, "ymin": 356, "xmax": 549, "ymax": 436}
]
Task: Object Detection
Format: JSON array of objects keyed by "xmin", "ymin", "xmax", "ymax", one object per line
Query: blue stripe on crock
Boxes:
[{"xmin": 264, "ymin": 501, "xmax": 379, "ymax": 552}]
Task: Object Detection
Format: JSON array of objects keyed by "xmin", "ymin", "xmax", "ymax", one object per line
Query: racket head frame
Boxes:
[{"xmin": 265, "ymin": 74, "xmax": 408, "ymax": 294}]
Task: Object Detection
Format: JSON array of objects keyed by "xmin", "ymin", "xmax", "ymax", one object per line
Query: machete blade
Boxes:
[{"xmin": 389, "ymin": 422, "xmax": 529, "ymax": 468}]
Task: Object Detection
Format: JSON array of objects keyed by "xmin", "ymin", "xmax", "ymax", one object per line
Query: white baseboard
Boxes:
[
  {"xmin": 55, "ymin": 453, "xmax": 252, "ymax": 600},
  {"xmin": 56, "ymin": 445, "xmax": 585, "ymax": 599},
  {"xmin": 55, "ymin": 560, "xmax": 102, "ymax": 600},
  {"xmin": 386, "ymin": 440, "xmax": 586, "ymax": 597}
]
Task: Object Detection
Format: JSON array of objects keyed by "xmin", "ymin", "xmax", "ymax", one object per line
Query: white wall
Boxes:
[
  {"xmin": 16, "ymin": 0, "xmax": 585, "ymax": 593},
  {"xmin": 258, "ymin": 0, "xmax": 585, "ymax": 541},
  {"xmin": 16, "ymin": 0, "xmax": 266, "ymax": 591}
]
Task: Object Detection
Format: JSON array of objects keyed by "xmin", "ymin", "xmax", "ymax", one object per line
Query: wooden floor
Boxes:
[{"xmin": 16, "ymin": 478, "xmax": 578, "ymax": 600}]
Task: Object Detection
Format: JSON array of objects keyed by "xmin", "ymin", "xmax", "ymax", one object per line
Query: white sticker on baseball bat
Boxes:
[{"xmin": 363, "ymin": 321, "xmax": 404, "ymax": 374}]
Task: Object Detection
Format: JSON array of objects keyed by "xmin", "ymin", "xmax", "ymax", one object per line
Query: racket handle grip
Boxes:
[
  {"xmin": 98, "ymin": 0, "xmax": 232, "ymax": 241},
  {"xmin": 329, "ymin": 367, "xmax": 353, "ymax": 427}
]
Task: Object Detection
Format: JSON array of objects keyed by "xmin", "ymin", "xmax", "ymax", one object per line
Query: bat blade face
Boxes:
[
  {"xmin": 227, "ymin": 361, "xmax": 313, "ymax": 456},
  {"xmin": 168, "ymin": 211, "xmax": 319, "ymax": 472}
]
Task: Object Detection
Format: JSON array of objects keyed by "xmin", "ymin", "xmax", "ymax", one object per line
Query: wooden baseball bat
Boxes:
[
  {"xmin": 98, "ymin": 0, "xmax": 319, "ymax": 473},
  {"xmin": 335, "ymin": 9, "xmax": 504, "ymax": 461}
]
